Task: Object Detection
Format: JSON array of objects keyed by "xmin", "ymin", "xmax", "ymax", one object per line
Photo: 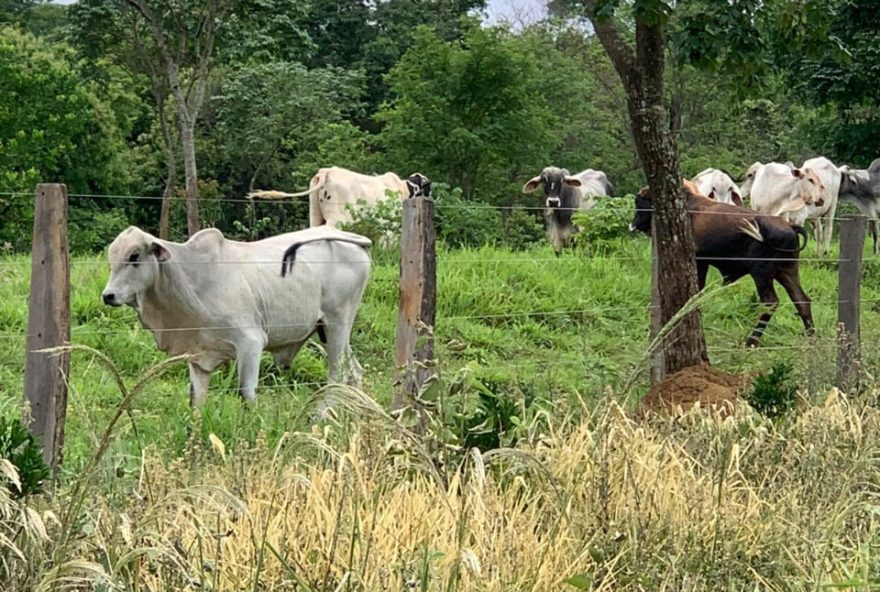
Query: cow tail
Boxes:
[
  {"xmin": 793, "ymin": 224, "xmax": 808, "ymax": 252},
  {"xmin": 280, "ymin": 243, "xmax": 302, "ymax": 277},
  {"xmin": 280, "ymin": 237, "xmax": 371, "ymax": 277}
]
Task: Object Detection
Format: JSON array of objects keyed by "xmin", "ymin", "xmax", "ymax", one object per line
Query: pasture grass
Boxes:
[
  {"xmin": 1, "ymin": 235, "xmax": 879, "ymax": 468},
  {"xmin": 1, "ymin": 235, "xmax": 880, "ymax": 588}
]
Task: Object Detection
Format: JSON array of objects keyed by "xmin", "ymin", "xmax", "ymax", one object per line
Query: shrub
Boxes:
[
  {"xmin": 746, "ymin": 361, "xmax": 799, "ymax": 419},
  {"xmin": 338, "ymin": 193, "xmax": 404, "ymax": 249},
  {"xmin": 0, "ymin": 416, "xmax": 50, "ymax": 498},
  {"xmin": 571, "ymin": 195, "xmax": 635, "ymax": 251},
  {"xmin": 434, "ymin": 183, "xmax": 503, "ymax": 248},
  {"xmin": 501, "ymin": 207, "xmax": 545, "ymax": 251}
]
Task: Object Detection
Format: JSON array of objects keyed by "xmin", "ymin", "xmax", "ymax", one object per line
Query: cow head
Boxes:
[
  {"xmin": 522, "ymin": 166, "xmax": 581, "ymax": 209},
  {"xmin": 739, "ymin": 161, "xmax": 764, "ymax": 198},
  {"xmin": 629, "ymin": 186, "xmax": 653, "ymax": 234},
  {"xmin": 791, "ymin": 167, "xmax": 826, "ymax": 207},
  {"xmin": 102, "ymin": 226, "xmax": 171, "ymax": 307},
  {"xmin": 406, "ymin": 173, "xmax": 432, "ymax": 198}
]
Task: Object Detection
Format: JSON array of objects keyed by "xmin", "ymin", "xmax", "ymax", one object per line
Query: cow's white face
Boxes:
[
  {"xmin": 792, "ymin": 167, "xmax": 827, "ymax": 207},
  {"xmin": 102, "ymin": 228, "xmax": 170, "ymax": 307}
]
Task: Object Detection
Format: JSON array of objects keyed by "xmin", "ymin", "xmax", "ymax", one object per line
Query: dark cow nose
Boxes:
[
  {"xmin": 546, "ymin": 197, "xmax": 561, "ymax": 208},
  {"xmin": 102, "ymin": 292, "xmax": 115, "ymax": 305}
]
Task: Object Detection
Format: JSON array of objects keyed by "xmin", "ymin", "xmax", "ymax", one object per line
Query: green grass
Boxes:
[{"xmin": 1, "ymin": 234, "xmax": 878, "ymax": 474}]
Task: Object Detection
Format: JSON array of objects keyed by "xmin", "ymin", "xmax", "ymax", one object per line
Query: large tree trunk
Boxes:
[{"xmin": 589, "ymin": 10, "xmax": 708, "ymax": 373}]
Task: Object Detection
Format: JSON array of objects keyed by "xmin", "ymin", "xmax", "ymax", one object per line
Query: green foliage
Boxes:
[
  {"xmin": 0, "ymin": 26, "xmax": 131, "ymax": 196},
  {"xmin": 407, "ymin": 362, "xmax": 549, "ymax": 459},
  {"xmin": 747, "ymin": 362, "xmax": 799, "ymax": 419},
  {"xmin": 501, "ymin": 207, "xmax": 544, "ymax": 251},
  {"xmin": 0, "ymin": 416, "xmax": 50, "ymax": 498},
  {"xmin": 377, "ymin": 26, "xmax": 559, "ymax": 200},
  {"xmin": 434, "ymin": 183, "xmax": 503, "ymax": 248},
  {"xmin": 210, "ymin": 61, "xmax": 365, "ymax": 197},
  {"xmin": 338, "ymin": 194, "xmax": 404, "ymax": 250},
  {"xmin": 572, "ymin": 197, "xmax": 635, "ymax": 251}
]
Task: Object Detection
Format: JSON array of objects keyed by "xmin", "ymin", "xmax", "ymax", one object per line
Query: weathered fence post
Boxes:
[
  {"xmin": 649, "ymin": 222, "xmax": 666, "ymax": 384},
  {"xmin": 392, "ymin": 196, "xmax": 436, "ymax": 420},
  {"xmin": 837, "ymin": 214, "xmax": 866, "ymax": 390},
  {"xmin": 23, "ymin": 184, "xmax": 70, "ymax": 470}
]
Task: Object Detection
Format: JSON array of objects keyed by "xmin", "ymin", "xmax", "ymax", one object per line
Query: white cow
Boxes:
[
  {"xmin": 796, "ymin": 157, "xmax": 840, "ymax": 255},
  {"xmin": 691, "ymin": 168, "xmax": 743, "ymax": 206},
  {"xmin": 102, "ymin": 225, "xmax": 372, "ymax": 407},
  {"xmin": 248, "ymin": 167, "xmax": 431, "ymax": 228}
]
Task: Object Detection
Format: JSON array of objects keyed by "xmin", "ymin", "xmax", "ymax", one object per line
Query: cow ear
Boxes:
[
  {"xmin": 791, "ymin": 168, "xmax": 803, "ymax": 178},
  {"xmin": 563, "ymin": 176, "xmax": 582, "ymax": 187},
  {"xmin": 150, "ymin": 242, "xmax": 171, "ymax": 262},
  {"xmin": 522, "ymin": 176, "xmax": 542, "ymax": 193},
  {"xmin": 732, "ymin": 190, "xmax": 743, "ymax": 207}
]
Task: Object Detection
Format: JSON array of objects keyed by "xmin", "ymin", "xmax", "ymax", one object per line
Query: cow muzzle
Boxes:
[
  {"xmin": 546, "ymin": 197, "xmax": 561, "ymax": 208},
  {"xmin": 102, "ymin": 292, "xmax": 121, "ymax": 307}
]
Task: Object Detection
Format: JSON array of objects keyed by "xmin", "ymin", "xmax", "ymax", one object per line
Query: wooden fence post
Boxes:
[
  {"xmin": 392, "ymin": 196, "xmax": 436, "ymax": 418},
  {"xmin": 649, "ymin": 222, "xmax": 666, "ymax": 384},
  {"xmin": 23, "ymin": 184, "xmax": 70, "ymax": 470},
  {"xmin": 837, "ymin": 214, "xmax": 865, "ymax": 390}
]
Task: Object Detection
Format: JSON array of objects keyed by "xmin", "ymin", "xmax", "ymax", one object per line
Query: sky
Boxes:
[{"xmin": 483, "ymin": 0, "xmax": 547, "ymax": 26}]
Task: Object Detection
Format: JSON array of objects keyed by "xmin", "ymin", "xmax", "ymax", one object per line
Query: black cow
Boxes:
[
  {"xmin": 630, "ymin": 181, "xmax": 814, "ymax": 347},
  {"xmin": 522, "ymin": 166, "xmax": 613, "ymax": 254}
]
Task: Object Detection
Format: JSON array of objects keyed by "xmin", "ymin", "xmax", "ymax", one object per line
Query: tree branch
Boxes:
[{"xmin": 582, "ymin": 1, "xmax": 636, "ymax": 87}]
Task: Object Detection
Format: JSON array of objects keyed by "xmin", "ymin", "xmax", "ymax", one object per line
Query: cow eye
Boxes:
[
  {"xmin": 808, "ymin": 178, "xmax": 815, "ymax": 184},
  {"xmin": 128, "ymin": 252, "xmax": 140, "ymax": 265}
]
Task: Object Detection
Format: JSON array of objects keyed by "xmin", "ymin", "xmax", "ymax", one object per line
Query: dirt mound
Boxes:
[{"xmin": 637, "ymin": 364, "xmax": 751, "ymax": 418}]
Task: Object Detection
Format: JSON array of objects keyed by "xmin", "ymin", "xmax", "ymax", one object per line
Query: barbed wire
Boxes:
[
  {"xmin": 0, "ymin": 293, "xmax": 874, "ymax": 341},
  {"xmin": 1, "ymin": 190, "xmax": 876, "ymax": 223}
]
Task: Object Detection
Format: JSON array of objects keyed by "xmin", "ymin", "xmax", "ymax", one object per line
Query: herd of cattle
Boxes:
[{"xmin": 100, "ymin": 158, "xmax": 880, "ymax": 406}]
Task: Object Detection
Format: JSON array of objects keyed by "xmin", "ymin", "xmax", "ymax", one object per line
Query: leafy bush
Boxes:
[
  {"xmin": 404, "ymin": 362, "xmax": 549, "ymax": 462},
  {"xmin": 0, "ymin": 416, "xmax": 50, "ymax": 498},
  {"xmin": 572, "ymin": 196, "xmax": 635, "ymax": 251},
  {"xmin": 746, "ymin": 362, "xmax": 799, "ymax": 419},
  {"xmin": 434, "ymin": 183, "xmax": 503, "ymax": 248},
  {"xmin": 501, "ymin": 207, "xmax": 545, "ymax": 251},
  {"xmin": 338, "ymin": 193, "xmax": 404, "ymax": 249},
  {"xmin": 68, "ymin": 205, "xmax": 130, "ymax": 253}
]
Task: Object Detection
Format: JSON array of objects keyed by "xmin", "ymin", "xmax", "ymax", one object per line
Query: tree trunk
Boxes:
[
  {"xmin": 156, "ymin": 93, "xmax": 176, "ymax": 240},
  {"xmin": 179, "ymin": 118, "xmax": 201, "ymax": 236},
  {"xmin": 589, "ymin": 8, "xmax": 708, "ymax": 373}
]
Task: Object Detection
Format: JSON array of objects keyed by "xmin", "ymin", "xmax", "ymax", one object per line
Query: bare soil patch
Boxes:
[{"xmin": 637, "ymin": 364, "xmax": 752, "ymax": 418}]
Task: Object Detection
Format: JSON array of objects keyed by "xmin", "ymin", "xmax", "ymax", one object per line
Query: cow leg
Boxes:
[
  {"xmin": 323, "ymin": 317, "xmax": 361, "ymax": 387},
  {"xmin": 868, "ymin": 218, "xmax": 878, "ymax": 255},
  {"xmin": 821, "ymin": 199, "xmax": 838, "ymax": 255},
  {"xmin": 272, "ymin": 340, "xmax": 307, "ymax": 370},
  {"xmin": 188, "ymin": 363, "xmax": 212, "ymax": 408},
  {"xmin": 746, "ymin": 276, "xmax": 779, "ymax": 347},
  {"xmin": 236, "ymin": 337, "xmax": 265, "ymax": 403},
  {"xmin": 776, "ymin": 266, "xmax": 815, "ymax": 335}
]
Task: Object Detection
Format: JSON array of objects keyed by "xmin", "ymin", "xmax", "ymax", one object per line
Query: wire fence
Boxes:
[
  {"xmin": 0, "ymin": 189, "xmax": 872, "ymax": 222},
  {"xmin": 7, "ymin": 187, "xmax": 877, "ymax": 406}
]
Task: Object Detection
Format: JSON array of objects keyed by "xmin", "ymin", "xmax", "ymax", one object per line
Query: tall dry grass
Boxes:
[{"xmin": 7, "ymin": 386, "xmax": 872, "ymax": 591}]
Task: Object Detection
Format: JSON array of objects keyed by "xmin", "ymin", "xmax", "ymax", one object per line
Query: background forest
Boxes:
[{"xmin": 3, "ymin": 0, "xmax": 878, "ymax": 252}]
